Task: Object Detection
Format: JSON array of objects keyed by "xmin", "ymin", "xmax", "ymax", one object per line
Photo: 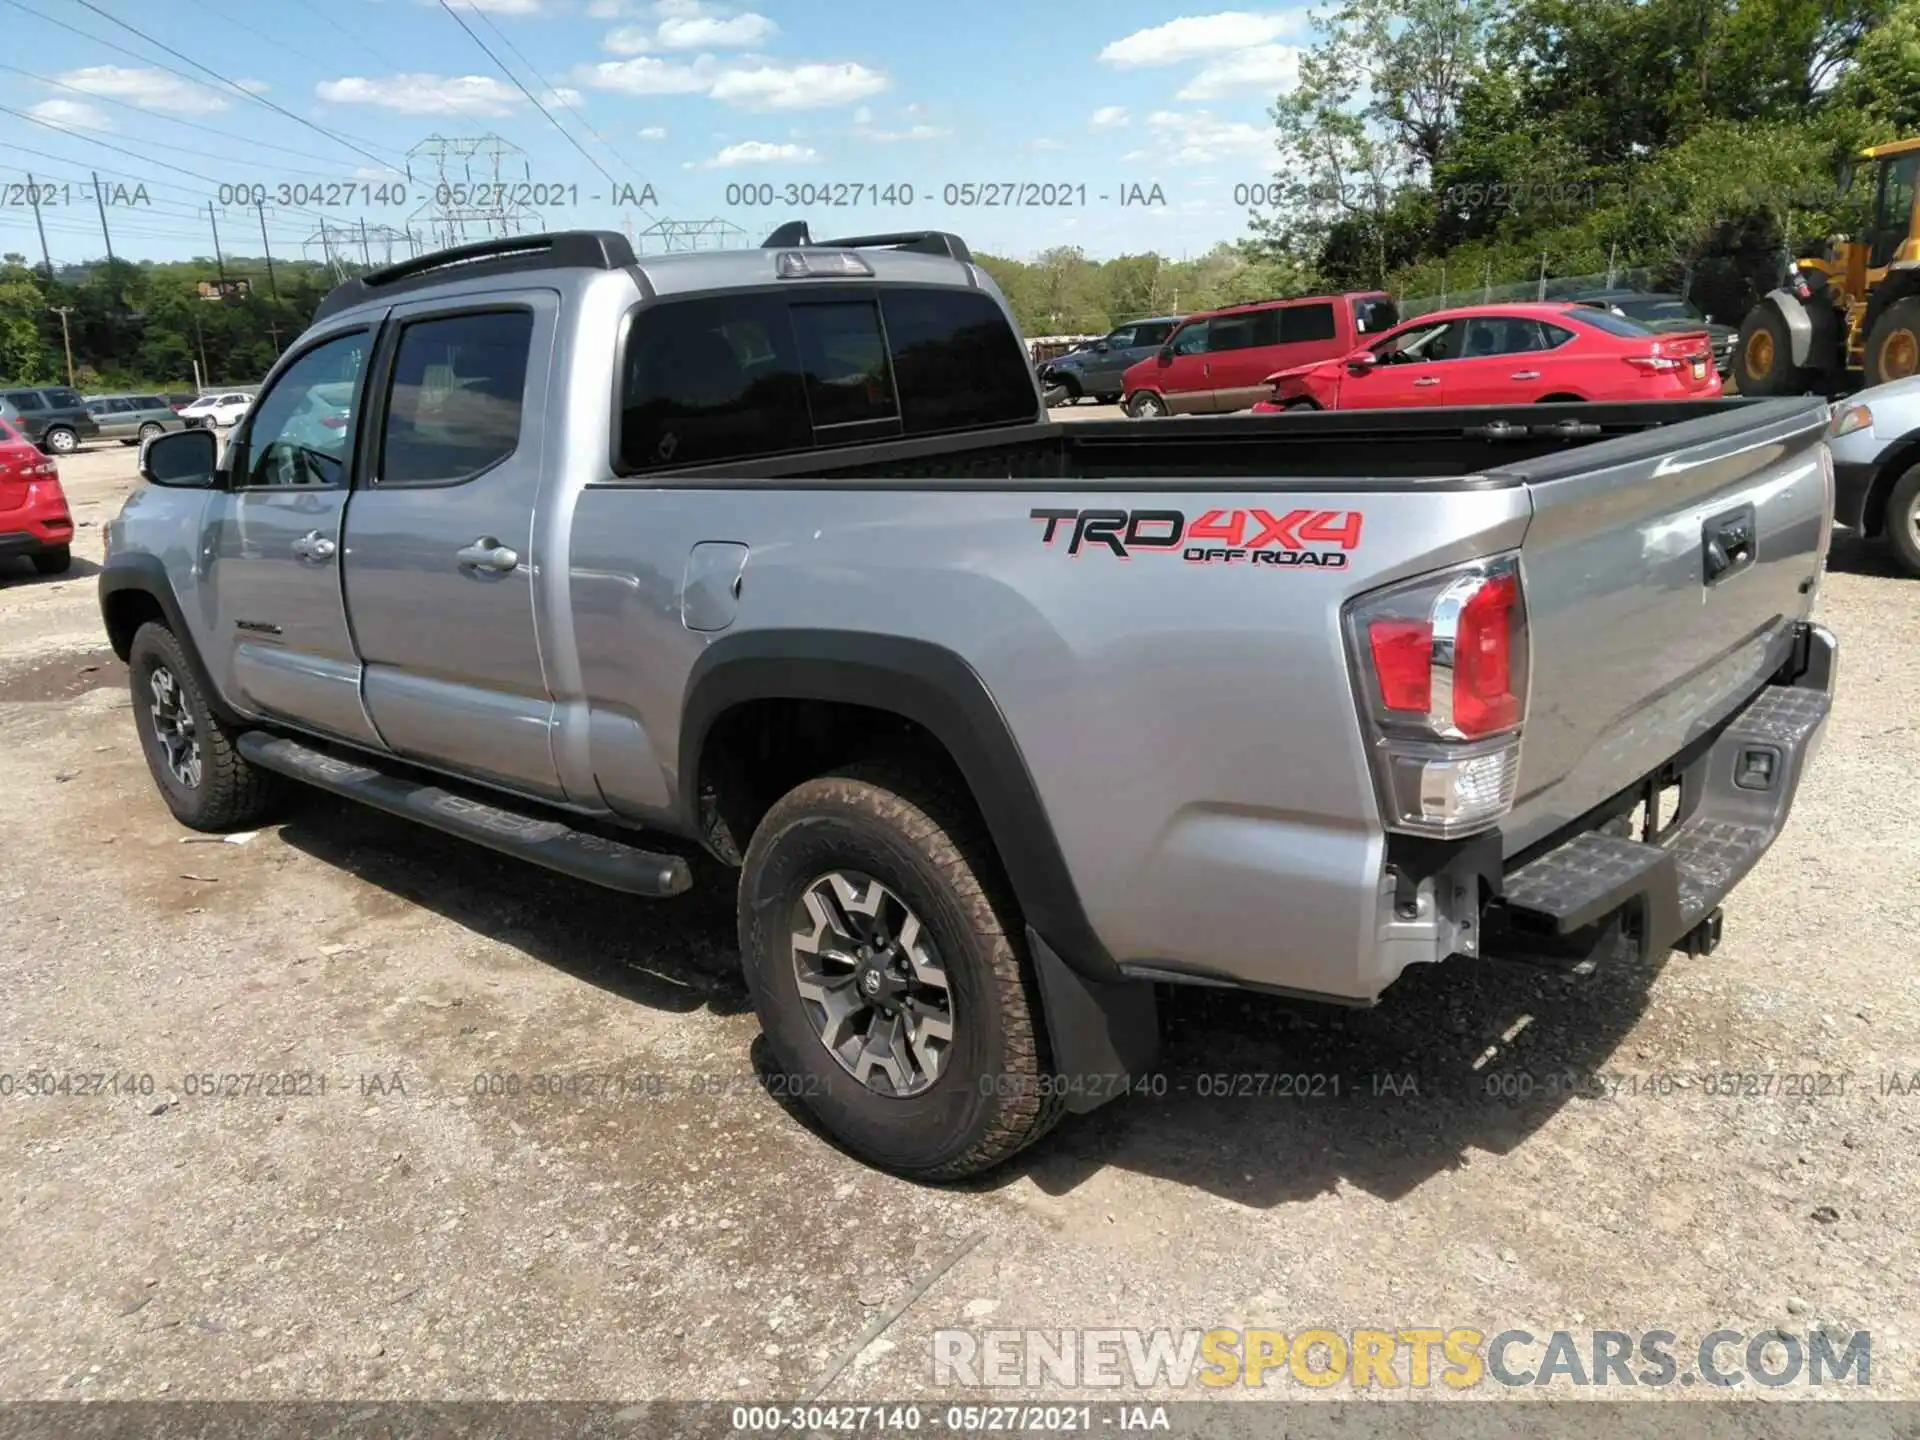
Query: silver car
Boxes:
[
  {"xmin": 85, "ymin": 393, "xmax": 189, "ymax": 447},
  {"xmin": 1828, "ymin": 376, "xmax": 1920, "ymax": 576}
]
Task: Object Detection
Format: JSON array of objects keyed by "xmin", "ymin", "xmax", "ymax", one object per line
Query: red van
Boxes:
[{"xmin": 1120, "ymin": 291, "xmax": 1397, "ymax": 417}]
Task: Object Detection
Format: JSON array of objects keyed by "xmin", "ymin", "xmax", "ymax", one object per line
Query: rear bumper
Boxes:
[
  {"xmin": 0, "ymin": 483, "xmax": 74, "ymax": 555},
  {"xmin": 1484, "ymin": 623, "xmax": 1835, "ymax": 969}
]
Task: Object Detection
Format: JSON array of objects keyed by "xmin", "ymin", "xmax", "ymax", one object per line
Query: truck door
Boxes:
[
  {"xmin": 205, "ymin": 325, "xmax": 382, "ymax": 747},
  {"xmin": 341, "ymin": 292, "xmax": 563, "ymax": 800}
]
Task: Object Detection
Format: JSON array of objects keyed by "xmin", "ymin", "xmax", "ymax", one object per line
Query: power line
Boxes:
[
  {"xmin": 0, "ymin": 61, "xmax": 398, "ymax": 173},
  {"xmin": 467, "ymin": 2, "xmax": 658, "ymax": 216},
  {"xmin": 64, "ymin": 0, "xmax": 403, "ymax": 170},
  {"xmin": 435, "ymin": 0, "xmax": 619, "ymax": 189}
]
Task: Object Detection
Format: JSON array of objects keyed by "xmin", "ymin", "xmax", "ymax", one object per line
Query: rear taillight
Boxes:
[
  {"xmin": 1346, "ymin": 555, "xmax": 1529, "ymax": 836},
  {"xmin": 320, "ymin": 414, "xmax": 348, "ymax": 430},
  {"xmin": 1625, "ymin": 354, "xmax": 1683, "ymax": 372}
]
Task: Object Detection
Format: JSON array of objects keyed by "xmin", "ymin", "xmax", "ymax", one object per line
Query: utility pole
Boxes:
[
  {"xmin": 191, "ymin": 311, "xmax": 208, "ymax": 387},
  {"xmin": 255, "ymin": 199, "xmax": 279, "ymax": 300},
  {"xmin": 90, "ymin": 172, "xmax": 115, "ymax": 266},
  {"xmin": 208, "ymin": 202, "xmax": 227, "ymax": 285},
  {"xmin": 25, "ymin": 172, "xmax": 53, "ymax": 279},
  {"xmin": 48, "ymin": 305, "xmax": 75, "ymax": 388},
  {"xmin": 359, "ymin": 216, "xmax": 373, "ymax": 268}
]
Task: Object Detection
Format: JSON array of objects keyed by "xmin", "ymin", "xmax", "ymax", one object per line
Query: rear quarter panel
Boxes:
[{"xmin": 568, "ymin": 480, "xmax": 1531, "ymax": 999}]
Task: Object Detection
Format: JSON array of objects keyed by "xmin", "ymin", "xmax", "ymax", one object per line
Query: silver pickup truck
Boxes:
[{"xmin": 100, "ymin": 228, "xmax": 1838, "ymax": 1179}]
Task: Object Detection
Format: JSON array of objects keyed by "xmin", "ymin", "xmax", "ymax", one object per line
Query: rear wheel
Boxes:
[
  {"xmin": 42, "ymin": 426, "xmax": 77, "ymax": 455},
  {"xmin": 737, "ymin": 760, "xmax": 1063, "ymax": 1179},
  {"xmin": 127, "ymin": 621, "xmax": 284, "ymax": 831},
  {"xmin": 29, "ymin": 546, "xmax": 70, "ymax": 575},
  {"xmin": 1732, "ymin": 304, "xmax": 1810, "ymax": 397},
  {"xmin": 1865, "ymin": 298, "xmax": 1920, "ymax": 388},
  {"xmin": 1125, "ymin": 390, "xmax": 1169, "ymax": 418},
  {"xmin": 137, "ymin": 422, "xmax": 163, "ymax": 443},
  {"xmin": 1884, "ymin": 464, "xmax": 1920, "ymax": 579}
]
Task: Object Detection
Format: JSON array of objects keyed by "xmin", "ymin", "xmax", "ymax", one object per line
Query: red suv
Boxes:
[
  {"xmin": 0, "ymin": 414, "xmax": 73, "ymax": 575},
  {"xmin": 1120, "ymin": 291, "xmax": 1397, "ymax": 417}
]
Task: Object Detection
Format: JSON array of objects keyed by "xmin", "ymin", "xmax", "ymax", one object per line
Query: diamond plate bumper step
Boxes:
[{"xmin": 1487, "ymin": 656, "xmax": 1832, "ymax": 968}]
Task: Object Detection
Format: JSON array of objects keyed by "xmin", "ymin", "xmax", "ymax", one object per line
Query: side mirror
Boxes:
[
  {"xmin": 141, "ymin": 426, "xmax": 219, "ymax": 489},
  {"xmin": 1347, "ymin": 351, "xmax": 1380, "ymax": 372},
  {"xmin": 1158, "ymin": 347, "xmax": 1174, "ymax": 366}
]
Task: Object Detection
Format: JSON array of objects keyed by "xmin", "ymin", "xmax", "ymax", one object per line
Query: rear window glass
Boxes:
[
  {"xmin": 6, "ymin": 390, "xmax": 45, "ymax": 410},
  {"xmin": 1576, "ymin": 309, "xmax": 1657, "ymax": 338},
  {"xmin": 1280, "ymin": 303, "xmax": 1338, "ymax": 343},
  {"xmin": 619, "ymin": 286, "xmax": 1036, "ymax": 472},
  {"xmin": 380, "ymin": 309, "xmax": 534, "ymax": 485}
]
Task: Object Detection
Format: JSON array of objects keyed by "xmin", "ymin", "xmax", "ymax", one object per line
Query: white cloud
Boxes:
[
  {"xmin": 1090, "ymin": 105, "xmax": 1129, "ymax": 129},
  {"xmin": 706, "ymin": 61, "xmax": 889, "ymax": 110},
  {"xmin": 852, "ymin": 105, "xmax": 872, "ymax": 124},
  {"xmin": 578, "ymin": 55, "xmax": 888, "ymax": 110},
  {"xmin": 866, "ymin": 123, "xmax": 948, "ymax": 141},
  {"xmin": 442, "ymin": 0, "xmax": 546, "ymax": 13},
  {"xmin": 1099, "ymin": 11, "xmax": 1297, "ymax": 67},
  {"xmin": 1025, "ymin": 137, "xmax": 1067, "ymax": 152},
  {"xmin": 603, "ymin": 25, "xmax": 653, "ymax": 52},
  {"xmin": 542, "ymin": 86, "xmax": 584, "ymax": 107},
  {"xmin": 586, "ymin": 0, "xmax": 631, "ymax": 14},
  {"xmin": 316, "ymin": 74, "xmax": 524, "ymax": 115},
  {"xmin": 657, "ymin": 10, "xmax": 777, "ymax": 47},
  {"xmin": 1176, "ymin": 43, "xmax": 1300, "ymax": 98},
  {"xmin": 1129, "ymin": 109, "xmax": 1271, "ymax": 165},
  {"xmin": 637, "ymin": 125, "xmax": 668, "ymax": 139},
  {"xmin": 53, "ymin": 65, "xmax": 229, "ymax": 114},
  {"xmin": 235, "ymin": 78, "xmax": 270, "ymax": 94},
  {"xmin": 692, "ymin": 140, "xmax": 819, "ymax": 167},
  {"xmin": 574, "ymin": 56, "xmax": 711, "ymax": 95},
  {"xmin": 27, "ymin": 98, "xmax": 111, "ymax": 130}
]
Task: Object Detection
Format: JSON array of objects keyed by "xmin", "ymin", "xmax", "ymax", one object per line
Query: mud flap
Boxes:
[{"xmin": 1028, "ymin": 927, "xmax": 1160, "ymax": 1113}]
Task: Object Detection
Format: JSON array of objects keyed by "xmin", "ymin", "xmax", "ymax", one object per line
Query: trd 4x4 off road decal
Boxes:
[{"xmin": 1030, "ymin": 507, "xmax": 1363, "ymax": 568}]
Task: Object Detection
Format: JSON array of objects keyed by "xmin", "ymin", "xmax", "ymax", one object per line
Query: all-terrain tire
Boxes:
[
  {"xmin": 127, "ymin": 621, "xmax": 284, "ymax": 831},
  {"xmin": 1865, "ymin": 297, "xmax": 1920, "ymax": 388},
  {"xmin": 737, "ymin": 760, "xmax": 1064, "ymax": 1180}
]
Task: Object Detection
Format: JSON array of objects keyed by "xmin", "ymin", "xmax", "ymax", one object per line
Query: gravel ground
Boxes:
[{"xmin": 1, "ymin": 444, "xmax": 1916, "ymax": 1416}]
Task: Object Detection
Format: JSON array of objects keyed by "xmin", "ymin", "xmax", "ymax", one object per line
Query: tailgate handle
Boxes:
[{"xmin": 1703, "ymin": 504, "xmax": 1757, "ymax": 585}]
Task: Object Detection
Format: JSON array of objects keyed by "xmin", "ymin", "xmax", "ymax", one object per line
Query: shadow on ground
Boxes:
[
  {"xmin": 273, "ymin": 782, "xmax": 1666, "ymax": 1207},
  {"xmin": 1825, "ymin": 526, "xmax": 1908, "ymax": 579}
]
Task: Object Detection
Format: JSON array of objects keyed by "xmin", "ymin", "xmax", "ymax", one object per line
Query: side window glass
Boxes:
[
  {"xmin": 241, "ymin": 330, "xmax": 368, "ymax": 489},
  {"xmin": 1104, "ymin": 327, "xmax": 1135, "ymax": 349},
  {"xmin": 380, "ymin": 310, "xmax": 535, "ymax": 485},
  {"xmin": 1538, "ymin": 323, "xmax": 1576, "ymax": 349},
  {"xmin": 1171, "ymin": 322, "xmax": 1210, "ymax": 355},
  {"xmin": 620, "ymin": 294, "xmax": 811, "ymax": 470},
  {"xmin": 1207, "ymin": 317, "xmax": 1254, "ymax": 352},
  {"xmin": 1279, "ymin": 303, "xmax": 1336, "ymax": 343},
  {"xmin": 8, "ymin": 391, "xmax": 45, "ymax": 411},
  {"xmin": 1244, "ymin": 309, "xmax": 1280, "ymax": 347}
]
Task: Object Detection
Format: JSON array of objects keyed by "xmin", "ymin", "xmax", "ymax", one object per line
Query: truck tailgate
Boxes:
[{"xmin": 1500, "ymin": 397, "xmax": 1833, "ymax": 856}]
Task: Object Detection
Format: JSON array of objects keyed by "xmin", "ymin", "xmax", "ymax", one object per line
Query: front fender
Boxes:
[
  {"xmin": 98, "ymin": 554, "xmax": 239, "ymax": 725},
  {"xmin": 1763, "ymin": 289, "xmax": 1816, "ymax": 368}
]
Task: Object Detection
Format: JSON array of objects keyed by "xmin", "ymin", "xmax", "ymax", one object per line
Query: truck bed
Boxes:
[{"xmin": 623, "ymin": 398, "xmax": 1820, "ymax": 487}]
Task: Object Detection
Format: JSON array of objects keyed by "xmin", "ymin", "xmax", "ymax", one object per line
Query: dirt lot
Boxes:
[{"xmin": 2, "ymin": 443, "xmax": 1917, "ymax": 1415}]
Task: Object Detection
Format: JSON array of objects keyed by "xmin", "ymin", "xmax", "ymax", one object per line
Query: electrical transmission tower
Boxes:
[
  {"xmin": 302, "ymin": 220, "xmax": 419, "ymax": 279},
  {"xmin": 635, "ymin": 218, "xmax": 747, "ymax": 254},
  {"xmin": 405, "ymin": 133, "xmax": 541, "ymax": 248}
]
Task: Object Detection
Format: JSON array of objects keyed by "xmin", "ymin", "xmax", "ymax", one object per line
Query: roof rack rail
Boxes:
[
  {"xmin": 311, "ymin": 230, "xmax": 637, "ymax": 323},
  {"xmin": 757, "ymin": 220, "xmax": 971, "ymax": 263}
]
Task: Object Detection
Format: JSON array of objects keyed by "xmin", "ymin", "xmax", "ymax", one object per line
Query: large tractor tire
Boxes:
[
  {"xmin": 1864, "ymin": 297, "xmax": 1920, "ymax": 388},
  {"xmin": 1732, "ymin": 302, "xmax": 1811, "ymax": 397}
]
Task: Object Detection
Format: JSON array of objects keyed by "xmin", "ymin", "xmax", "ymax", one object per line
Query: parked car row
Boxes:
[{"xmin": 0, "ymin": 384, "xmax": 259, "ymax": 457}]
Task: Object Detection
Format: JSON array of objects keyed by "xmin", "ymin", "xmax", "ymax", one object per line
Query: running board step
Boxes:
[{"xmin": 237, "ymin": 732, "xmax": 692, "ymax": 898}]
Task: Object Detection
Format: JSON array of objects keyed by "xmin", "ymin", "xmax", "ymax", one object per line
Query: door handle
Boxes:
[
  {"xmin": 456, "ymin": 538, "xmax": 520, "ymax": 573},
  {"xmin": 1510, "ymin": 370, "xmax": 1541, "ymax": 380},
  {"xmin": 1413, "ymin": 377, "xmax": 1440, "ymax": 387},
  {"xmin": 290, "ymin": 531, "xmax": 336, "ymax": 562}
]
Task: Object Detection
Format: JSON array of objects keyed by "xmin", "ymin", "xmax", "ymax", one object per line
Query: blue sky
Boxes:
[{"xmin": 0, "ymin": 1, "xmax": 1306, "ymax": 266}]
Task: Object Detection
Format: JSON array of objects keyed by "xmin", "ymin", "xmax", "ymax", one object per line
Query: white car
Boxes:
[{"xmin": 179, "ymin": 392, "xmax": 254, "ymax": 429}]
